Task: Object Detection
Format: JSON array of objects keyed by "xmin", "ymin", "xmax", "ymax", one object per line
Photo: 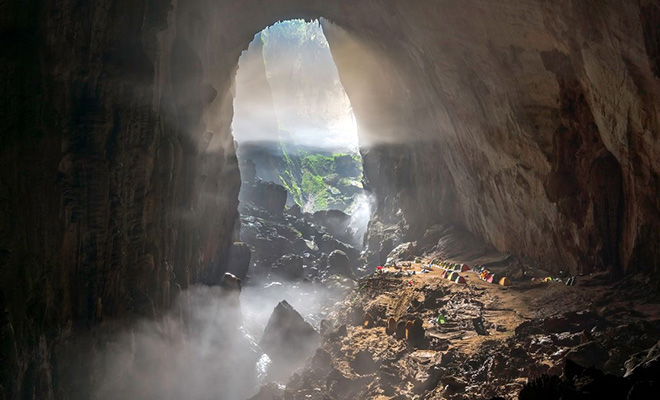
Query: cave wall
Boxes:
[
  {"xmin": 318, "ymin": 1, "xmax": 660, "ymax": 276},
  {"xmin": 0, "ymin": 1, "xmax": 244, "ymax": 398},
  {"xmin": 1, "ymin": 0, "xmax": 659, "ymax": 398}
]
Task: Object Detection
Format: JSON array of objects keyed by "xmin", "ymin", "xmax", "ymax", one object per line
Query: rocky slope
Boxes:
[
  {"xmin": 238, "ymin": 177, "xmax": 362, "ymax": 281},
  {"xmin": 256, "ymin": 258, "xmax": 660, "ymax": 399},
  {"xmin": 1, "ymin": 0, "xmax": 659, "ymax": 398}
]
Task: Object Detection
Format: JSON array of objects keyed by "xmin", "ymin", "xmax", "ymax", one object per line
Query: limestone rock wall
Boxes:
[
  {"xmin": 318, "ymin": 0, "xmax": 660, "ymax": 277},
  {"xmin": 0, "ymin": 1, "xmax": 242, "ymax": 397}
]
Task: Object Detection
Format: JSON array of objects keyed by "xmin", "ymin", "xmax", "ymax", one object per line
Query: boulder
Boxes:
[
  {"xmin": 625, "ymin": 340, "xmax": 660, "ymax": 381},
  {"xmin": 316, "ymin": 234, "xmax": 359, "ymax": 260},
  {"xmin": 260, "ymin": 300, "xmax": 319, "ymax": 364},
  {"xmin": 221, "ymin": 272, "xmax": 242, "ymax": 292},
  {"xmin": 386, "ymin": 241, "xmax": 417, "ymax": 265},
  {"xmin": 328, "ymin": 250, "xmax": 353, "ymax": 278}
]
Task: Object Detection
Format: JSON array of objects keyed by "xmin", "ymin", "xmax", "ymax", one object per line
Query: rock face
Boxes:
[
  {"xmin": 260, "ymin": 300, "xmax": 320, "ymax": 365},
  {"xmin": 240, "ymin": 179, "xmax": 288, "ymax": 216},
  {"xmin": 320, "ymin": 4, "xmax": 660, "ymax": 277},
  {"xmin": 312, "ymin": 210, "xmax": 354, "ymax": 244},
  {"xmin": 225, "ymin": 242, "xmax": 252, "ymax": 281},
  {"xmin": 238, "ymin": 199, "xmax": 359, "ymax": 281},
  {"xmin": 328, "ymin": 250, "xmax": 353, "ymax": 278},
  {"xmin": 1, "ymin": 0, "xmax": 660, "ymax": 398},
  {"xmin": 272, "ymin": 254, "xmax": 305, "ymax": 280}
]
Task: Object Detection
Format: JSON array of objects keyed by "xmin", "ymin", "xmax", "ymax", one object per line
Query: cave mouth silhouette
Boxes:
[{"xmin": 232, "ymin": 19, "xmax": 371, "ymax": 246}]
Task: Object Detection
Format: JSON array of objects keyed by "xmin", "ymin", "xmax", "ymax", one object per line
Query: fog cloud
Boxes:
[{"xmin": 89, "ymin": 280, "xmax": 349, "ymax": 400}]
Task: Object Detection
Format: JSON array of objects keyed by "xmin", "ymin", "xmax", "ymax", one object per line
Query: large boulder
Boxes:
[
  {"xmin": 315, "ymin": 234, "xmax": 359, "ymax": 260},
  {"xmin": 328, "ymin": 250, "xmax": 353, "ymax": 278},
  {"xmin": 625, "ymin": 340, "xmax": 660, "ymax": 381},
  {"xmin": 260, "ymin": 300, "xmax": 320, "ymax": 364},
  {"xmin": 386, "ymin": 241, "xmax": 417, "ymax": 265}
]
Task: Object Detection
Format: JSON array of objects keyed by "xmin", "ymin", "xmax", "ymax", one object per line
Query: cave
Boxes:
[
  {"xmin": 232, "ymin": 20, "xmax": 371, "ymax": 282},
  {"xmin": 1, "ymin": 1, "xmax": 660, "ymax": 399}
]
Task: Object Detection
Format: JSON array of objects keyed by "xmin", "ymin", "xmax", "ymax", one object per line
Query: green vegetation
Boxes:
[
  {"xmin": 277, "ymin": 147, "xmax": 364, "ymax": 212},
  {"xmin": 257, "ymin": 19, "xmax": 363, "ymax": 212},
  {"xmin": 302, "ymin": 154, "xmax": 334, "ymax": 176}
]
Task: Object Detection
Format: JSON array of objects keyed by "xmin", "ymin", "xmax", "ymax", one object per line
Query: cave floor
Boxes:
[{"xmin": 273, "ymin": 259, "xmax": 660, "ymax": 400}]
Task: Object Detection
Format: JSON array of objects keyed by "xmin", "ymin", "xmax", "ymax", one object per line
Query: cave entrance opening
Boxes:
[{"xmin": 232, "ymin": 19, "xmax": 371, "ymax": 276}]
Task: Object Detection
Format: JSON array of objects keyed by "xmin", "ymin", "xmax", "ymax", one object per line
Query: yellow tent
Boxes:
[{"xmin": 499, "ymin": 277, "xmax": 511, "ymax": 286}]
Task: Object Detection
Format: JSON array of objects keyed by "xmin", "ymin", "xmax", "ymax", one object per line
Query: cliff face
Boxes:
[
  {"xmin": 1, "ymin": 0, "xmax": 659, "ymax": 398},
  {"xmin": 321, "ymin": 1, "xmax": 660, "ymax": 277}
]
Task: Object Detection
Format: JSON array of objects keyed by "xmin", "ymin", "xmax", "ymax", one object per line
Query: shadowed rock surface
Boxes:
[{"xmin": 260, "ymin": 300, "xmax": 320, "ymax": 367}]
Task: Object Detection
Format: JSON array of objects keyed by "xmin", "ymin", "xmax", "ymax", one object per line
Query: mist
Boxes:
[
  {"xmin": 232, "ymin": 19, "xmax": 358, "ymax": 152},
  {"xmin": 346, "ymin": 192, "xmax": 374, "ymax": 246},
  {"xmin": 88, "ymin": 281, "xmax": 349, "ymax": 400}
]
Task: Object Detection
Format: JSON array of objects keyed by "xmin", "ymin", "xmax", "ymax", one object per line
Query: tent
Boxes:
[{"xmin": 499, "ymin": 277, "xmax": 511, "ymax": 286}]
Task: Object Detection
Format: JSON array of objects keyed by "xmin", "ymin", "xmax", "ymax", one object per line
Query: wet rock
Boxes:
[
  {"xmin": 220, "ymin": 273, "xmax": 243, "ymax": 322},
  {"xmin": 441, "ymin": 375, "xmax": 467, "ymax": 394},
  {"xmin": 260, "ymin": 300, "xmax": 319, "ymax": 364},
  {"xmin": 364, "ymin": 219, "xmax": 403, "ymax": 266},
  {"xmin": 271, "ymin": 254, "xmax": 304, "ymax": 280}
]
